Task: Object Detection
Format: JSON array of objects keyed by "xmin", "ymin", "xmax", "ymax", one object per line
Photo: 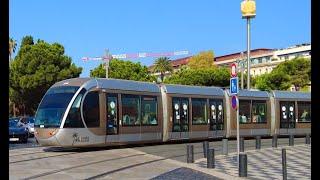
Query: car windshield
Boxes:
[{"xmin": 35, "ymin": 86, "xmax": 80, "ymax": 128}]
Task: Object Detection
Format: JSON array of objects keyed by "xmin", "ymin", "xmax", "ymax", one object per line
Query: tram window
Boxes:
[
  {"xmin": 64, "ymin": 89, "xmax": 86, "ymax": 128},
  {"xmin": 252, "ymin": 100, "xmax": 267, "ymax": 123},
  {"xmin": 192, "ymin": 98, "xmax": 207, "ymax": 125},
  {"xmin": 239, "ymin": 100, "xmax": 251, "ymax": 123},
  {"xmin": 122, "ymin": 94, "xmax": 141, "ymax": 126},
  {"xmin": 141, "ymin": 96, "xmax": 158, "ymax": 125},
  {"xmin": 298, "ymin": 101, "xmax": 311, "ymax": 122},
  {"xmin": 83, "ymin": 91, "xmax": 100, "ymax": 127}
]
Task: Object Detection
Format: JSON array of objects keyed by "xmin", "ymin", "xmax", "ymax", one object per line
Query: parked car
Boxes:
[
  {"xmin": 9, "ymin": 119, "xmax": 28, "ymax": 143},
  {"xmin": 16, "ymin": 116, "xmax": 35, "ymax": 137}
]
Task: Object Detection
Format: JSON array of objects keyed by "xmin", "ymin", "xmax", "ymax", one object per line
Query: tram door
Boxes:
[
  {"xmin": 280, "ymin": 101, "xmax": 295, "ymax": 129},
  {"xmin": 209, "ymin": 100, "xmax": 224, "ymax": 136},
  {"xmin": 172, "ymin": 97, "xmax": 189, "ymax": 138},
  {"xmin": 106, "ymin": 94, "xmax": 118, "ymax": 135}
]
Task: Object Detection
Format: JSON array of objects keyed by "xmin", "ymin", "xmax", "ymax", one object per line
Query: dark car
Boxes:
[{"xmin": 9, "ymin": 120, "xmax": 28, "ymax": 143}]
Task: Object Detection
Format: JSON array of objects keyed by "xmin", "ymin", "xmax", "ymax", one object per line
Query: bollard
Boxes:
[
  {"xmin": 240, "ymin": 137, "xmax": 245, "ymax": 152},
  {"xmin": 222, "ymin": 138, "xmax": 228, "ymax": 155},
  {"xmin": 256, "ymin": 136, "xmax": 261, "ymax": 149},
  {"xmin": 305, "ymin": 134, "xmax": 311, "ymax": 144},
  {"xmin": 282, "ymin": 149, "xmax": 287, "ymax": 180},
  {"xmin": 186, "ymin": 145, "xmax": 194, "ymax": 163},
  {"xmin": 272, "ymin": 134, "xmax": 278, "ymax": 148},
  {"xmin": 203, "ymin": 141, "xmax": 209, "ymax": 158},
  {"xmin": 289, "ymin": 134, "xmax": 294, "ymax": 146},
  {"xmin": 239, "ymin": 153, "xmax": 247, "ymax": 177},
  {"xmin": 207, "ymin": 148, "xmax": 215, "ymax": 168}
]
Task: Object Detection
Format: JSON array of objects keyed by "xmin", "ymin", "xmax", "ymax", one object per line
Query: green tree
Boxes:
[
  {"xmin": 90, "ymin": 59, "xmax": 156, "ymax": 82},
  {"xmin": 165, "ymin": 67, "xmax": 230, "ymax": 87},
  {"xmin": 9, "ymin": 37, "xmax": 17, "ymax": 61},
  {"xmin": 187, "ymin": 50, "xmax": 215, "ymax": 69},
  {"xmin": 9, "ymin": 36, "xmax": 82, "ymax": 115},
  {"xmin": 255, "ymin": 69, "xmax": 291, "ymax": 91},
  {"xmin": 152, "ymin": 57, "xmax": 173, "ymax": 82},
  {"xmin": 254, "ymin": 57, "xmax": 310, "ymax": 91},
  {"xmin": 274, "ymin": 57, "xmax": 310, "ymax": 91},
  {"xmin": 237, "ymin": 72, "xmax": 256, "ymax": 90}
]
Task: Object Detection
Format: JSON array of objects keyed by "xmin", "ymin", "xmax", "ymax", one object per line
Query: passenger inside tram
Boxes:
[{"xmin": 300, "ymin": 110, "xmax": 309, "ymax": 122}]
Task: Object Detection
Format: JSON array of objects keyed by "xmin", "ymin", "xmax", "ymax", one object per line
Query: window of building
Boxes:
[
  {"xmin": 285, "ymin": 55, "xmax": 289, "ymax": 60},
  {"xmin": 266, "ymin": 57, "xmax": 271, "ymax": 62},
  {"xmin": 258, "ymin": 58, "xmax": 262, "ymax": 64},
  {"xmin": 64, "ymin": 89, "xmax": 86, "ymax": 128},
  {"xmin": 239, "ymin": 100, "xmax": 251, "ymax": 123},
  {"xmin": 298, "ymin": 101, "xmax": 311, "ymax": 122},
  {"xmin": 192, "ymin": 98, "xmax": 207, "ymax": 125},
  {"xmin": 122, "ymin": 94, "xmax": 141, "ymax": 126},
  {"xmin": 251, "ymin": 100, "xmax": 267, "ymax": 123},
  {"xmin": 141, "ymin": 96, "xmax": 158, "ymax": 125},
  {"xmin": 83, "ymin": 91, "xmax": 100, "ymax": 127}
]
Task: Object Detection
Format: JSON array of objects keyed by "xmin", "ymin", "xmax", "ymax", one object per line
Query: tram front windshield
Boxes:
[{"xmin": 35, "ymin": 86, "xmax": 80, "ymax": 128}]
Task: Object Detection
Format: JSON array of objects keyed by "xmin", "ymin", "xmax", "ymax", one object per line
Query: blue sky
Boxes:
[{"xmin": 10, "ymin": 0, "xmax": 310, "ymax": 77}]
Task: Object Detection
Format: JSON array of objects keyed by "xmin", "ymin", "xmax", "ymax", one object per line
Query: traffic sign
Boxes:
[
  {"xmin": 232, "ymin": 95, "xmax": 237, "ymax": 109},
  {"xmin": 231, "ymin": 63, "xmax": 237, "ymax": 77},
  {"xmin": 230, "ymin": 77, "xmax": 239, "ymax": 95}
]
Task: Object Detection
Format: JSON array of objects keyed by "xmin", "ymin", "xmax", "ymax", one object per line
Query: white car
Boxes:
[{"xmin": 18, "ymin": 117, "xmax": 35, "ymax": 137}]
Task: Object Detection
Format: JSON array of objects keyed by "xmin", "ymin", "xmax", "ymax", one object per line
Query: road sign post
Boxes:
[{"xmin": 230, "ymin": 63, "xmax": 240, "ymax": 167}]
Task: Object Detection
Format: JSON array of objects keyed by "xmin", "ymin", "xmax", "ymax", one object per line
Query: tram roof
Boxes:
[
  {"xmin": 52, "ymin": 78, "xmax": 91, "ymax": 87},
  {"xmin": 238, "ymin": 90, "xmax": 270, "ymax": 98},
  {"xmin": 96, "ymin": 78, "xmax": 161, "ymax": 93},
  {"xmin": 163, "ymin": 84, "xmax": 224, "ymax": 96},
  {"xmin": 272, "ymin": 90, "xmax": 311, "ymax": 100},
  {"xmin": 226, "ymin": 89, "xmax": 270, "ymax": 98}
]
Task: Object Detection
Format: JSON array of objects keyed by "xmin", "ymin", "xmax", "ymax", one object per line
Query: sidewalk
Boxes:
[{"xmin": 193, "ymin": 144, "xmax": 311, "ymax": 179}]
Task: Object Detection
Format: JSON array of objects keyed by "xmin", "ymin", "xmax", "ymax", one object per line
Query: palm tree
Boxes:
[
  {"xmin": 153, "ymin": 57, "xmax": 173, "ymax": 82},
  {"xmin": 9, "ymin": 38, "xmax": 17, "ymax": 61}
]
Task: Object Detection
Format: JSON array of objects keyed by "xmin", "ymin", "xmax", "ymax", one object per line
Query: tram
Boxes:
[{"xmin": 34, "ymin": 78, "xmax": 311, "ymax": 147}]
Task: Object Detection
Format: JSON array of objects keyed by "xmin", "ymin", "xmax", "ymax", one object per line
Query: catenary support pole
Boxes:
[{"xmin": 246, "ymin": 18, "xmax": 251, "ymax": 90}]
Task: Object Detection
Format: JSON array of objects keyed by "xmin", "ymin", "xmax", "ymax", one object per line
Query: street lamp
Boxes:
[{"xmin": 241, "ymin": 0, "xmax": 256, "ymax": 90}]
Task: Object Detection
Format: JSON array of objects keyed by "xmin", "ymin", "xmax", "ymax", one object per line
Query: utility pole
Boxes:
[
  {"xmin": 104, "ymin": 49, "xmax": 110, "ymax": 79},
  {"xmin": 241, "ymin": 0, "xmax": 256, "ymax": 90},
  {"xmin": 246, "ymin": 18, "xmax": 251, "ymax": 90},
  {"xmin": 240, "ymin": 52, "xmax": 244, "ymax": 89}
]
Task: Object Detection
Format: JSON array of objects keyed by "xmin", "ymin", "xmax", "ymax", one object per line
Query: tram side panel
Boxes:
[
  {"xmin": 104, "ymin": 90, "xmax": 163, "ymax": 145},
  {"xmin": 274, "ymin": 98, "xmax": 311, "ymax": 136},
  {"xmin": 164, "ymin": 93, "xmax": 226, "ymax": 141},
  {"xmin": 229, "ymin": 96, "xmax": 272, "ymax": 138}
]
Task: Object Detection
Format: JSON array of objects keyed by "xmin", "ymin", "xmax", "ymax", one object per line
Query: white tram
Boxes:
[{"xmin": 34, "ymin": 78, "xmax": 311, "ymax": 147}]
